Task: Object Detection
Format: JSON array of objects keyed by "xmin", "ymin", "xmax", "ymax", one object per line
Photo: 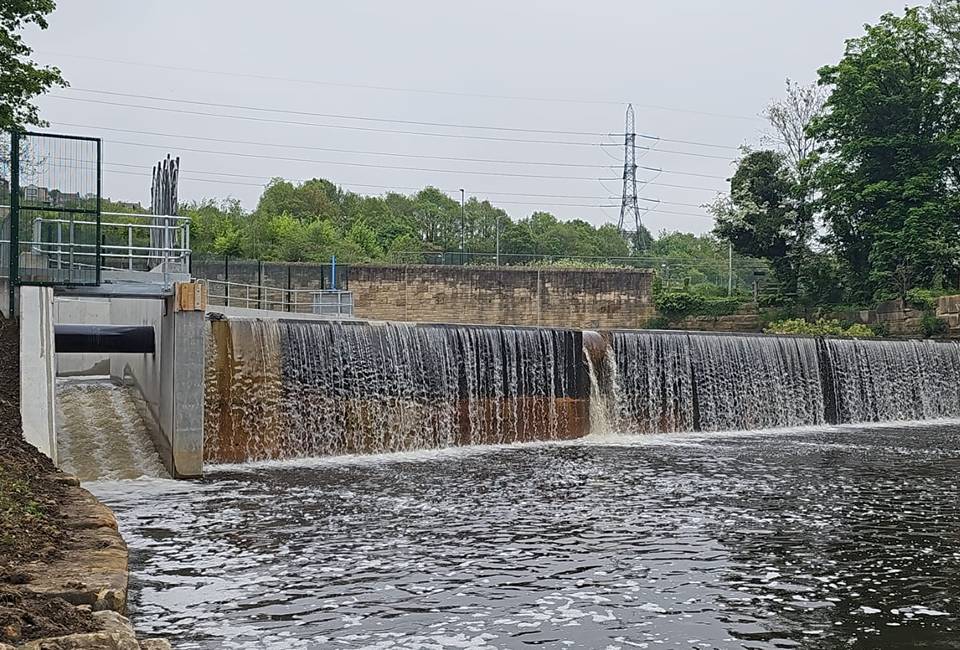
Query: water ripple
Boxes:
[{"xmin": 91, "ymin": 424, "xmax": 960, "ymax": 649}]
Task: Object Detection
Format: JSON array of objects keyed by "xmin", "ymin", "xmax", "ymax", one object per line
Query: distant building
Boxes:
[
  {"xmin": 22, "ymin": 185, "xmax": 49, "ymax": 205},
  {"xmin": 112, "ymin": 201, "xmax": 143, "ymax": 211},
  {"xmin": 49, "ymin": 189, "xmax": 82, "ymax": 208}
]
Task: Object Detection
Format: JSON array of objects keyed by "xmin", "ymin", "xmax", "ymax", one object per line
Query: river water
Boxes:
[{"xmin": 90, "ymin": 423, "xmax": 960, "ymax": 649}]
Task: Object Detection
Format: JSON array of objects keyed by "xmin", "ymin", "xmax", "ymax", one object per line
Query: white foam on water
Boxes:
[{"xmin": 56, "ymin": 377, "xmax": 169, "ymax": 482}]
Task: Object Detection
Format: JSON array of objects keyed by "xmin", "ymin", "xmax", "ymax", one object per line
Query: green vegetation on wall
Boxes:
[{"xmin": 764, "ymin": 318, "xmax": 876, "ymax": 338}]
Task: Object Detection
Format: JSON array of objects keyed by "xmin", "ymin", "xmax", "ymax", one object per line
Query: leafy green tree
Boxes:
[
  {"xmin": 712, "ymin": 150, "xmax": 807, "ymax": 295},
  {"xmin": 0, "ymin": 0, "xmax": 66, "ymax": 130},
  {"xmin": 182, "ymin": 199, "xmax": 245, "ymax": 256},
  {"xmin": 929, "ymin": 0, "xmax": 960, "ymax": 74},
  {"xmin": 255, "ymin": 178, "xmax": 339, "ymax": 222},
  {"xmin": 810, "ymin": 8, "xmax": 960, "ymax": 299}
]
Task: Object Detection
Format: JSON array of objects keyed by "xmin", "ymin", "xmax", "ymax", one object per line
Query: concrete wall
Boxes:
[
  {"xmin": 20, "ymin": 286, "xmax": 57, "ymax": 463},
  {"xmin": 349, "ymin": 265, "xmax": 656, "ymax": 328},
  {"xmin": 107, "ymin": 293, "xmax": 205, "ymax": 478}
]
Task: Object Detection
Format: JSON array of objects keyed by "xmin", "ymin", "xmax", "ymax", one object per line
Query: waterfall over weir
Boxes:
[
  {"xmin": 205, "ymin": 318, "xmax": 960, "ymax": 463},
  {"xmin": 205, "ymin": 319, "xmax": 587, "ymax": 463},
  {"xmin": 824, "ymin": 338, "xmax": 960, "ymax": 423},
  {"xmin": 602, "ymin": 331, "xmax": 826, "ymax": 434}
]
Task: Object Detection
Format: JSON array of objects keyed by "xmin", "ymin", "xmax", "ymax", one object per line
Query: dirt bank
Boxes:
[{"xmin": 0, "ymin": 318, "xmax": 101, "ymax": 643}]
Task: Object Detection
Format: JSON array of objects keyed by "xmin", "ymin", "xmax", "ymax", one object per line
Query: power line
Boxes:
[
  {"xmin": 600, "ymin": 177, "xmax": 723, "ymax": 192},
  {"xmin": 56, "ymin": 121, "xmax": 732, "ymax": 180},
  {"xmin": 53, "ymin": 121, "xmax": 616, "ymax": 170},
  {"xmin": 632, "ymin": 134, "xmax": 741, "ymax": 151},
  {"xmin": 598, "ymin": 141, "xmax": 733, "ymax": 160},
  {"xmin": 102, "ymin": 166, "xmax": 715, "ymax": 218},
  {"xmin": 39, "ymin": 51, "xmax": 764, "ymax": 120},
  {"xmin": 102, "ymin": 161, "xmax": 707, "ymax": 208},
  {"xmin": 46, "ymin": 96, "xmax": 603, "ymax": 147},
  {"xmin": 637, "ymin": 165, "xmax": 727, "ymax": 180},
  {"xmin": 104, "ymin": 161, "xmax": 579, "ymax": 196},
  {"xmin": 64, "ymin": 88, "xmax": 610, "ymax": 137},
  {"xmin": 100, "ymin": 138, "xmax": 609, "ymax": 181},
  {"xmin": 63, "ymin": 87, "xmax": 743, "ymax": 151},
  {"xmin": 101, "ymin": 167, "xmax": 620, "ymax": 210},
  {"xmin": 92, "ymin": 136, "xmax": 726, "ymax": 192},
  {"xmin": 46, "ymin": 96, "xmax": 741, "ymax": 163}
]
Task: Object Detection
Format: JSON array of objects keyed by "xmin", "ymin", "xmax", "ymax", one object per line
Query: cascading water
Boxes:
[
  {"xmin": 206, "ymin": 316, "xmax": 960, "ymax": 462},
  {"xmin": 56, "ymin": 378, "xmax": 168, "ymax": 481},
  {"xmin": 824, "ymin": 338, "xmax": 960, "ymax": 423},
  {"xmin": 205, "ymin": 319, "xmax": 588, "ymax": 462},
  {"xmin": 689, "ymin": 333, "xmax": 825, "ymax": 431},
  {"xmin": 608, "ymin": 332, "xmax": 826, "ymax": 433}
]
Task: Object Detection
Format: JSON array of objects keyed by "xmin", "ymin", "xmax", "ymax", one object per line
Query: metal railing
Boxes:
[
  {"xmin": 32, "ymin": 211, "xmax": 190, "ymax": 273},
  {"xmin": 203, "ymin": 278, "xmax": 354, "ymax": 317},
  {"xmin": 1, "ymin": 210, "xmax": 192, "ymax": 280}
]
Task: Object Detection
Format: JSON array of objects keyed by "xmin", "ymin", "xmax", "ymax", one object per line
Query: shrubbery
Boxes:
[
  {"xmin": 905, "ymin": 288, "xmax": 943, "ymax": 311},
  {"xmin": 764, "ymin": 318, "xmax": 876, "ymax": 337},
  {"xmin": 655, "ymin": 291, "xmax": 743, "ymax": 320}
]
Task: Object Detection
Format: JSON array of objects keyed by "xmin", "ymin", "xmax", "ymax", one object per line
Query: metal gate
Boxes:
[{"xmin": 1, "ymin": 131, "xmax": 102, "ymax": 315}]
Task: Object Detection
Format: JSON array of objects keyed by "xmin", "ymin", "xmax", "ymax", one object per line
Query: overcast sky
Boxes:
[{"xmin": 25, "ymin": 1, "xmax": 915, "ymax": 235}]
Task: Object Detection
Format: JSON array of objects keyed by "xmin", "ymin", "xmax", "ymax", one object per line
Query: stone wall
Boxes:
[
  {"xmin": 936, "ymin": 295, "xmax": 960, "ymax": 337},
  {"xmin": 843, "ymin": 296, "xmax": 960, "ymax": 338},
  {"xmin": 348, "ymin": 265, "xmax": 656, "ymax": 328},
  {"xmin": 670, "ymin": 308, "xmax": 763, "ymax": 333}
]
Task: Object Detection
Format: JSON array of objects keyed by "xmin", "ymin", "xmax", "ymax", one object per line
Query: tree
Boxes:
[
  {"xmin": 712, "ymin": 150, "xmax": 807, "ymax": 295},
  {"xmin": 763, "ymin": 79, "xmax": 827, "ymax": 177},
  {"xmin": 929, "ymin": 0, "xmax": 960, "ymax": 74},
  {"xmin": 809, "ymin": 8, "xmax": 960, "ymax": 299},
  {"xmin": 1, "ymin": 1, "xmax": 66, "ymax": 130}
]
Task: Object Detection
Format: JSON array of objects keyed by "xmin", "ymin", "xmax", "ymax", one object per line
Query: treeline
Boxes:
[
  {"xmin": 184, "ymin": 181, "xmax": 636, "ymax": 264},
  {"xmin": 713, "ymin": 3, "xmax": 960, "ymax": 305},
  {"xmin": 179, "ymin": 182, "xmax": 765, "ymax": 292}
]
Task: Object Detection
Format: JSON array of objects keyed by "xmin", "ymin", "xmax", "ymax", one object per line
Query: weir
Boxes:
[
  {"xmin": 205, "ymin": 317, "xmax": 960, "ymax": 464},
  {"xmin": 205, "ymin": 319, "xmax": 588, "ymax": 462}
]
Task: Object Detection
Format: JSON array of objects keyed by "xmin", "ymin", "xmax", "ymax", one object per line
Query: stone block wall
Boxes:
[
  {"xmin": 670, "ymin": 308, "xmax": 762, "ymax": 333},
  {"xmin": 349, "ymin": 265, "xmax": 656, "ymax": 329},
  {"xmin": 874, "ymin": 299, "xmax": 926, "ymax": 336},
  {"xmin": 936, "ymin": 295, "xmax": 960, "ymax": 337}
]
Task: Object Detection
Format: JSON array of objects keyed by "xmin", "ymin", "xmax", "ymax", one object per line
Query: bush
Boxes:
[
  {"xmin": 655, "ymin": 291, "xmax": 742, "ymax": 320},
  {"xmin": 764, "ymin": 318, "xmax": 876, "ymax": 338},
  {"xmin": 527, "ymin": 258, "xmax": 626, "ymax": 269},
  {"xmin": 842, "ymin": 323, "xmax": 876, "ymax": 338},
  {"xmin": 921, "ymin": 313, "xmax": 948, "ymax": 337},
  {"xmin": 642, "ymin": 315, "xmax": 672, "ymax": 330},
  {"xmin": 904, "ymin": 289, "xmax": 949, "ymax": 338},
  {"xmin": 905, "ymin": 288, "xmax": 940, "ymax": 311}
]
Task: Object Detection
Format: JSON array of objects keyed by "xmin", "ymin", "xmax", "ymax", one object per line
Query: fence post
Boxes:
[
  {"xmin": 56, "ymin": 222, "xmax": 62, "ymax": 270},
  {"xmin": 8, "ymin": 132, "xmax": 20, "ymax": 317},
  {"xmin": 224, "ymin": 254, "xmax": 229, "ymax": 306},
  {"xmin": 95, "ymin": 138, "xmax": 101, "ymax": 286},
  {"xmin": 257, "ymin": 260, "xmax": 263, "ymax": 310},
  {"xmin": 286, "ymin": 265, "xmax": 292, "ymax": 313}
]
